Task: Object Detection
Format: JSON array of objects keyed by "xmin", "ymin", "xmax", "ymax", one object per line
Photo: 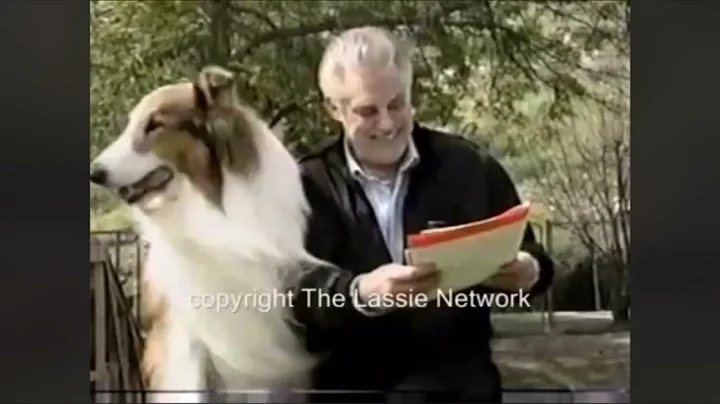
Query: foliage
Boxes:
[
  {"xmin": 91, "ymin": 205, "xmax": 133, "ymax": 232},
  {"xmin": 90, "ymin": 0, "xmax": 629, "ymax": 155}
]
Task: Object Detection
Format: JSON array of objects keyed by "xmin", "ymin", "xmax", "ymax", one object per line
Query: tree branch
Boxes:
[
  {"xmin": 269, "ymin": 95, "xmax": 322, "ymax": 127},
  {"xmin": 235, "ymin": 2, "xmax": 477, "ymax": 59},
  {"xmin": 227, "ymin": 3, "xmax": 278, "ymax": 31}
]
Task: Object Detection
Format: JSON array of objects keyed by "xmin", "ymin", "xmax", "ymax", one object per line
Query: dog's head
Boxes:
[{"xmin": 90, "ymin": 66, "xmax": 259, "ymax": 213}]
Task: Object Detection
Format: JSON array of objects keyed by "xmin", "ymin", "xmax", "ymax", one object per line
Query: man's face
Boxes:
[{"xmin": 333, "ymin": 67, "xmax": 414, "ymax": 167}]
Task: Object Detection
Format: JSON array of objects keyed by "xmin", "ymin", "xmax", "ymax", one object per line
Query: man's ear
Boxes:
[
  {"xmin": 324, "ymin": 98, "xmax": 343, "ymax": 122},
  {"xmin": 193, "ymin": 65, "xmax": 236, "ymax": 112}
]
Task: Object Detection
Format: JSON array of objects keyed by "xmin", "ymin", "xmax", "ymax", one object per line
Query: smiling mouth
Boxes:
[
  {"xmin": 118, "ymin": 166, "xmax": 174, "ymax": 205},
  {"xmin": 370, "ymin": 132, "xmax": 398, "ymax": 140}
]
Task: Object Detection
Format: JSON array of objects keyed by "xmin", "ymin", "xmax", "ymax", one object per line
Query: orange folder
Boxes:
[{"xmin": 405, "ymin": 202, "xmax": 531, "ymax": 298}]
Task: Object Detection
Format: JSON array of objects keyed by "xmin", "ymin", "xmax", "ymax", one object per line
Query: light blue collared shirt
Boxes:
[{"xmin": 343, "ymin": 137, "xmax": 420, "ymax": 264}]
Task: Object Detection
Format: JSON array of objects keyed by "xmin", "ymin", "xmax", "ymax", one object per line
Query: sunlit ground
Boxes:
[{"xmin": 492, "ymin": 311, "xmax": 630, "ymax": 389}]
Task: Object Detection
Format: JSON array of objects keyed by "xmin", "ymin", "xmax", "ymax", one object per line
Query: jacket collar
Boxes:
[
  {"xmin": 343, "ymin": 132, "xmax": 420, "ymax": 181},
  {"xmin": 328, "ymin": 121, "xmax": 433, "ymax": 178}
]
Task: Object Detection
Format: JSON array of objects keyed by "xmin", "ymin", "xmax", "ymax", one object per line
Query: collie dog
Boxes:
[{"xmin": 90, "ymin": 66, "xmax": 320, "ymax": 402}]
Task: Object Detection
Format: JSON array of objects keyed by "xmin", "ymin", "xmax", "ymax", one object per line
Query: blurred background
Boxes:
[{"xmin": 90, "ymin": 0, "xmax": 630, "ymax": 398}]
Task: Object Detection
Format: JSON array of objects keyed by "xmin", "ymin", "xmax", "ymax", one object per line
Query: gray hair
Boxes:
[{"xmin": 318, "ymin": 26, "xmax": 414, "ymax": 102}]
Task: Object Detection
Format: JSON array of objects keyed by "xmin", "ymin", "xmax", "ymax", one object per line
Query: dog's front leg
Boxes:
[{"xmin": 146, "ymin": 320, "xmax": 209, "ymax": 403}]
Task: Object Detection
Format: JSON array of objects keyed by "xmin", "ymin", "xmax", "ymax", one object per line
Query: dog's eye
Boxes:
[{"xmin": 145, "ymin": 118, "xmax": 161, "ymax": 134}]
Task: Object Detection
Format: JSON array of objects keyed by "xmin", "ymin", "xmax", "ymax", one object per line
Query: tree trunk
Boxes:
[
  {"xmin": 611, "ymin": 262, "xmax": 630, "ymax": 323},
  {"xmin": 543, "ymin": 222, "xmax": 555, "ymax": 332},
  {"xmin": 589, "ymin": 247, "xmax": 602, "ymax": 310},
  {"xmin": 203, "ymin": 0, "xmax": 231, "ymax": 67}
]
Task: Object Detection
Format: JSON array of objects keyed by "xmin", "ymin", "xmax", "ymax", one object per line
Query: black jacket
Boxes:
[{"xmin": 290, "ymin": 123, "xmax": 554, "ymax": 399}]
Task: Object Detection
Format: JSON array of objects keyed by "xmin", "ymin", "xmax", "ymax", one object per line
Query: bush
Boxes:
[{"xmin": 91, "ymin": 207, "xmax": 133, "ymax": 232}]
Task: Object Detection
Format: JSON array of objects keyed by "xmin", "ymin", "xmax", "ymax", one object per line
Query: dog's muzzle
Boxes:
[{"xmin": 117, "ymin": 166, "xmax": 175, "ymax": 204}]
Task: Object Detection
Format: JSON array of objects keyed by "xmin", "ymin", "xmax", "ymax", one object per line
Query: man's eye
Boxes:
[
  {"xmin": 388, "ymin": 98, "xmax": 405, "ymax": 110},
  {"xmin": 145, "ymin": 118, "xmax": 161, "ymax": 133},
  {"xmin": 355, "ymin": 107, "xmax": 377, "ymax": 117}
]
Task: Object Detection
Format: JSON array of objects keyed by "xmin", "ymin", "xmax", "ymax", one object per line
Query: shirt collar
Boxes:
[{"xmin": 344, "ymin": 135, "xmax": 420, "ymax": 181}]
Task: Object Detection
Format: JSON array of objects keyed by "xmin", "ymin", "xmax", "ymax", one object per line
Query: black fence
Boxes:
[{"xmin": 90, "ymin": 230, "xmax": 146, "ymax": 403}]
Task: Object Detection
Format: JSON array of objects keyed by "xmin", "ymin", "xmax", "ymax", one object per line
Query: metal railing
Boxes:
[{"xmin": 90, "ymin": 230, "xmax": 146, "ymax": 403}]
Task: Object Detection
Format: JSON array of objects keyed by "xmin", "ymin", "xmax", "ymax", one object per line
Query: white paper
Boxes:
[{"xmin": 406, "ymin": 203, "xmax": 530, "ymax": 300}]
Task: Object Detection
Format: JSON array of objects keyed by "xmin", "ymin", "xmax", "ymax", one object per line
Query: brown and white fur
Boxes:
[{"xmin": 90, "ymin": 66, "xmax": 321, "ymax": 402}]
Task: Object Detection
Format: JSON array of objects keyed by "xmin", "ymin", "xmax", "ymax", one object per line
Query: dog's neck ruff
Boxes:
[{"xmin": 136, "ymin": 123, "xmax": 318, "ymax": 386}]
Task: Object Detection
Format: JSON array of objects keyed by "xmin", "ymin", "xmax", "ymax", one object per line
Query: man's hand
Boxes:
[
  {"xmin": 356, "ymin": 262, "xmax": 440, "ymax": 302},
  {"xmin": 483, "ymin": 251, "xmax": 540, "ymax": 292}
]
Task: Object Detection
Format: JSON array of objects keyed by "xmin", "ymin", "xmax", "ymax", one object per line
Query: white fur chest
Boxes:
[{"xmin": 143, "ymin": 234, "xmax": 315, "ymax": 391}]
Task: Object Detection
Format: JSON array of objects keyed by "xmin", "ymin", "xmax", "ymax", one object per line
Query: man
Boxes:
[{"xmin": 290, "ymin": 26, "xmax": 554, "ymax": 403}]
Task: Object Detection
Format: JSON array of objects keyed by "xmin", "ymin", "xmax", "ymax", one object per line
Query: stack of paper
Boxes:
[{"xmin": 405, "ymin": 201, "xmax": 531, "ymax": 298}]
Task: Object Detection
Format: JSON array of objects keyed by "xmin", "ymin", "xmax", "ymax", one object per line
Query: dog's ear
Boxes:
[
  {"xmin": 193, "ymin": 66, "xmax": 260, "ymax": 181},
  {"xmin": 193, "ymin": 65, "xmax": 236, "ymax": 112}
]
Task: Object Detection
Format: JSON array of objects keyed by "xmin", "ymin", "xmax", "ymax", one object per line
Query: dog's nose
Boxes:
[{"xmin": 89, "ymin": 164, "xmax": 109, "ymax": 186}]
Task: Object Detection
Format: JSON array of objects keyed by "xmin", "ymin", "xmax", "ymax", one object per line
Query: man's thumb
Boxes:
[{"xmin": 387, "ymin": 265, "xmax": 418, "ymax": 281}]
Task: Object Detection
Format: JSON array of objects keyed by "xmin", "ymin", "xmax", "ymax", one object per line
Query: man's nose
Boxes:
[
  {"xmin": 377, "ymin": 110, "xmax": 394, "ymax": 131},
  {"xmin": 89, "ymin": 163, "xmax": 109, "ymax": 187}
]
